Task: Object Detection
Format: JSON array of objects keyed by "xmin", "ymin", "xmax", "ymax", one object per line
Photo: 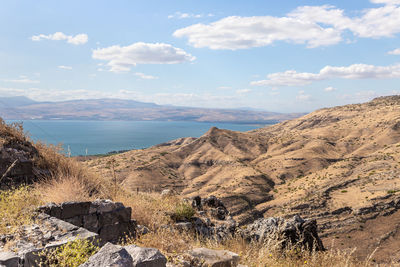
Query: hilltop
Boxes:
[
  {"xmin": 86, "ymin": 95, "xmax": 400, "ymax": 263},
  {"xmin": 0, "ymin": 96, "xmax": 301, "ymax": 123}
]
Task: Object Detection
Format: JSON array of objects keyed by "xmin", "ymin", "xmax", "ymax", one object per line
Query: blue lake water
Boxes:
[{"xmin": 7, "ymin": 120, "xmax": 271, "ymax": 156}]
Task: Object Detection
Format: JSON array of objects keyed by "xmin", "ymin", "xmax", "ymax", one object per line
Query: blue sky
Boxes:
[{"xmin": 1, "ymin": 0, "xmax": 400, "ymax": 112}]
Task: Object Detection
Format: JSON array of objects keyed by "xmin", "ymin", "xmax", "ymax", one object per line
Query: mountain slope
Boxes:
[{"xmin": 86, "ymin": 95, "xmax": 400, "ymax": 263}]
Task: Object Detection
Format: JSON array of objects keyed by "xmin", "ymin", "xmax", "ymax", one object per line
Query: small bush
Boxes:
[
  {"xmin": 173, "ymin": 202, "xmax": 195, "ymax": 221},
  {"xmin": 38, "ymin": 238, "xmax": 99, "ymax": 267}
]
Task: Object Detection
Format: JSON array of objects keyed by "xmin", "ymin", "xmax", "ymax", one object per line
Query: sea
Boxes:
[{"xmin": 6, "ymin": 120, "xmax": 272, "ymax": 156}]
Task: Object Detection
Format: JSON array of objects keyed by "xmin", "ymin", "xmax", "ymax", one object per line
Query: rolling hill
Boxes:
[{"xmin": 85, "ymin": 95, "xmax": 400, "ymax": 263}]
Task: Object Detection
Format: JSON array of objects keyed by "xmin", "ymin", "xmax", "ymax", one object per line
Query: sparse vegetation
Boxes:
[
  {"xmin": 0, "ymin": 185, "xmax": 42, "ymax": 234},
  {"xmin": 37, "ymin": 238, "xmax": 99, "ymax": 267}
]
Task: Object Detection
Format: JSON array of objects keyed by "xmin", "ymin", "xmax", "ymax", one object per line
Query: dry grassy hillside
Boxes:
[{"xmin": 86, "ymin": 95, "xmax": 400, "ymax": 263}]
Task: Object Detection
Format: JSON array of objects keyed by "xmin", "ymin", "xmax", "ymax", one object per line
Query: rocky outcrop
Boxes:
[
  {"xmin": 0, "ymin": 213, "xmax": 98, "ymax": 267},
  {"xmin": 38, "ymin": 199, "xmax": 136, "ymax": 244},
  {"xmin": 241, "ymin": 215, "xmax": 324, "ymax": 251}
]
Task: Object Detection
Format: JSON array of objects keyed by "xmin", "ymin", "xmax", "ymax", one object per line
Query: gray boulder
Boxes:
[
  {"xmin": 79, "ymin": 242, "xmax": 133, "ymax": 267},
  {"xmin": 187, "ymin": 248, "xmax": 239, "ymax": 267},
  {"xmin": 125, "ymin": 245, "xmax": 167, "ymax": 267}
]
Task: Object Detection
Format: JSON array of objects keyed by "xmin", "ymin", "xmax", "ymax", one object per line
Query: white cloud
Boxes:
[
  {"xmin": 174, "ymin": 1, "xmax": 400, "ymax": 50},
  {"xmin": 58, "ymin": 65, "xmax": 73, "ymax": 70},
  {"xmin": 134, "ymin": 72, "xmax": 158, "ymax": 80},
  {"xmin": 168, "ymin": 12, "xmax": 213, "ymax": 19},
  {"xmin": 252, "ymin": 63, "xmax": 400, "ymax": 87},
  {"xmin": 251, "ymin": 70, "xmax": 322, "ymax": 86},
  {"xmin": 174, "ymin": 16, "xmax": 342, "ymax": 49},
  {"xmin": 324, "ymin": 86, "xmax": 336, "ymax": 92},
  {"xmin": 92, "ymin": 42, "xmax": 195, "ymax": 72},
  {"xmin": 388, "ymin": 48, "xmax": 400, "ymax": 55},
  {"xmin": 236, "ymin": 88, "xmax": 252, "ymax": 94},
  {"xmin": 31, "ymin": 32, "xmax": 88, "ymax": 45},
  {"xmin": 370, "ymin": 0, "xmax": 400, "ymax": 5},
  {"xmin": 296, "ymin": 90, "xmax": 312, "ymax": 101},
  {"xmin": 2, "ymin": 77, "xmax": 40, "ymax": 84},
  {"xmin": 217, "ymin": 86, "xmax": 232, "ymax": 90}
]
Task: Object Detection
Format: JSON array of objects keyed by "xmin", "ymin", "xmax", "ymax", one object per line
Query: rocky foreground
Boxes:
[{"xmin": 0, "ymin": 196, "xmax": 323, "ymax": 266}]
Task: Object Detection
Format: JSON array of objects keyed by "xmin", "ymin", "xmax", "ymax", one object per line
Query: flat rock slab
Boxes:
[
  {"xmin": 79, "ymin": 243, "xmax": 133, "ymax": 267},
  {"xmin": 125, "ymin": 245, "xmax": 167, "ymax": 267},
  {"xmin": 187, "ymin": 248, "xmax": 239, "ymax": 267}
]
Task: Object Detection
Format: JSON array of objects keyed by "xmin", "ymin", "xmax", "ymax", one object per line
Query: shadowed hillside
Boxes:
[{"xmin": 86, "ymin": 95, "xmax": 400, "ymax": 263}]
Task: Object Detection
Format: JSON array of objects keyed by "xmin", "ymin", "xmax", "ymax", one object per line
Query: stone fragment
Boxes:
[
  {"xmin": 79, "ymin": 242, "xmax": 133, "ymax": 267},
  {"xmin": 125, "ymin": 245, "xmax": 167, "ymax": 267}
]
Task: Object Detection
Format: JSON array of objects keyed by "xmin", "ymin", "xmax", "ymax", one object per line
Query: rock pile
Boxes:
[
  {"xmin": 37, "ymin": 199, "xmax": 137, "ymax": 244},
  {"xmin": 0, "ymin": 196, "xmax": 324, "ymax": 266},
  {"xmin": 241, "ymin": 215, "xmax": 325, "ymax": 251},
  {"xmin": 172, "ymin": 195, "xmax": 237, "ymax": 241}
]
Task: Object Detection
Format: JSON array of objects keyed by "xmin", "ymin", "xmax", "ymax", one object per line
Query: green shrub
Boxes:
[{"xmin": 173, "ymin": 202, "xmax": 195, "ymax": 221}]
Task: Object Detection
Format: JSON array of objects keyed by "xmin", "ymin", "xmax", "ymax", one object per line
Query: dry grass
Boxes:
[
  {"xmin": 123, "ymin": 226, "xmax": 371, "ymax": 267},
  {"xmin": 113, "ymin": 190, "xmax": 183, "ymax": 230},
  {"xmin": 36, "ymin": 174, "xmax": 95, "ymax": 203},
  {"xmin": 0, "ymin": 186, "xmax": 42, "ymax": 234}
]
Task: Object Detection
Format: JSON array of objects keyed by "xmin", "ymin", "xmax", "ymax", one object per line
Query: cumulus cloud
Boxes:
[
  {"xmin": 174, "ymin": 1, "xmax": 400, "ymax": 50},
  {"xmin": 134, "ymin": 72, "xmax": 158, "ymax": 80},
  {"xmin": 168, "ymin": 12, "xmax": 214, "ymax": 19},
  {"xmin": 388, "ymin": 48, "xmax": 400, "ymax": 55},
  {"xmin": 251, "ymin": 63, "xmax": 400, "ymax": 87},
  {"xmin": 31, "ymin": 32, "xmax": 88, "ymax": 45},
  {"xmin": 174, "ymin": 16, "xmax": 341, "ymax": 49},
  {"xmin": 58, "ymin": 65, "xmax": 72, "ymax": 70},
  {"xmin": 324, "ymin": 86, "xmax": 337, "ymax": 92},
  {"xmin": 251, "ymin": 70, "xmax": 322, "ymax": 86},
  {"xmin": 92, "ymin": 42, "xmax": 195, "ymax": 72}
]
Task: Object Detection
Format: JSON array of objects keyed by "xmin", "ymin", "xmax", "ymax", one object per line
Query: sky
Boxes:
[{"xmin": 1, "ymin": 0, "xmax": 400, "ymax": 113}]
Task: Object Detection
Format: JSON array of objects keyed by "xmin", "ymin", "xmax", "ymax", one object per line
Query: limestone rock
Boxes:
[
  {"xmin": 79, "ymin": 242, "xmax": 133, "ymax": 267},
  {"xmin": 125, "ymin": 245, "xmax": 167, "ymax": 267}
]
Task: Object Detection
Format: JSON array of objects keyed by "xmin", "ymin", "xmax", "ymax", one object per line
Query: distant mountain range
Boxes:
[{"xmin": 0, "ymin": 96, "xmax": 303, "ymax": 123}]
